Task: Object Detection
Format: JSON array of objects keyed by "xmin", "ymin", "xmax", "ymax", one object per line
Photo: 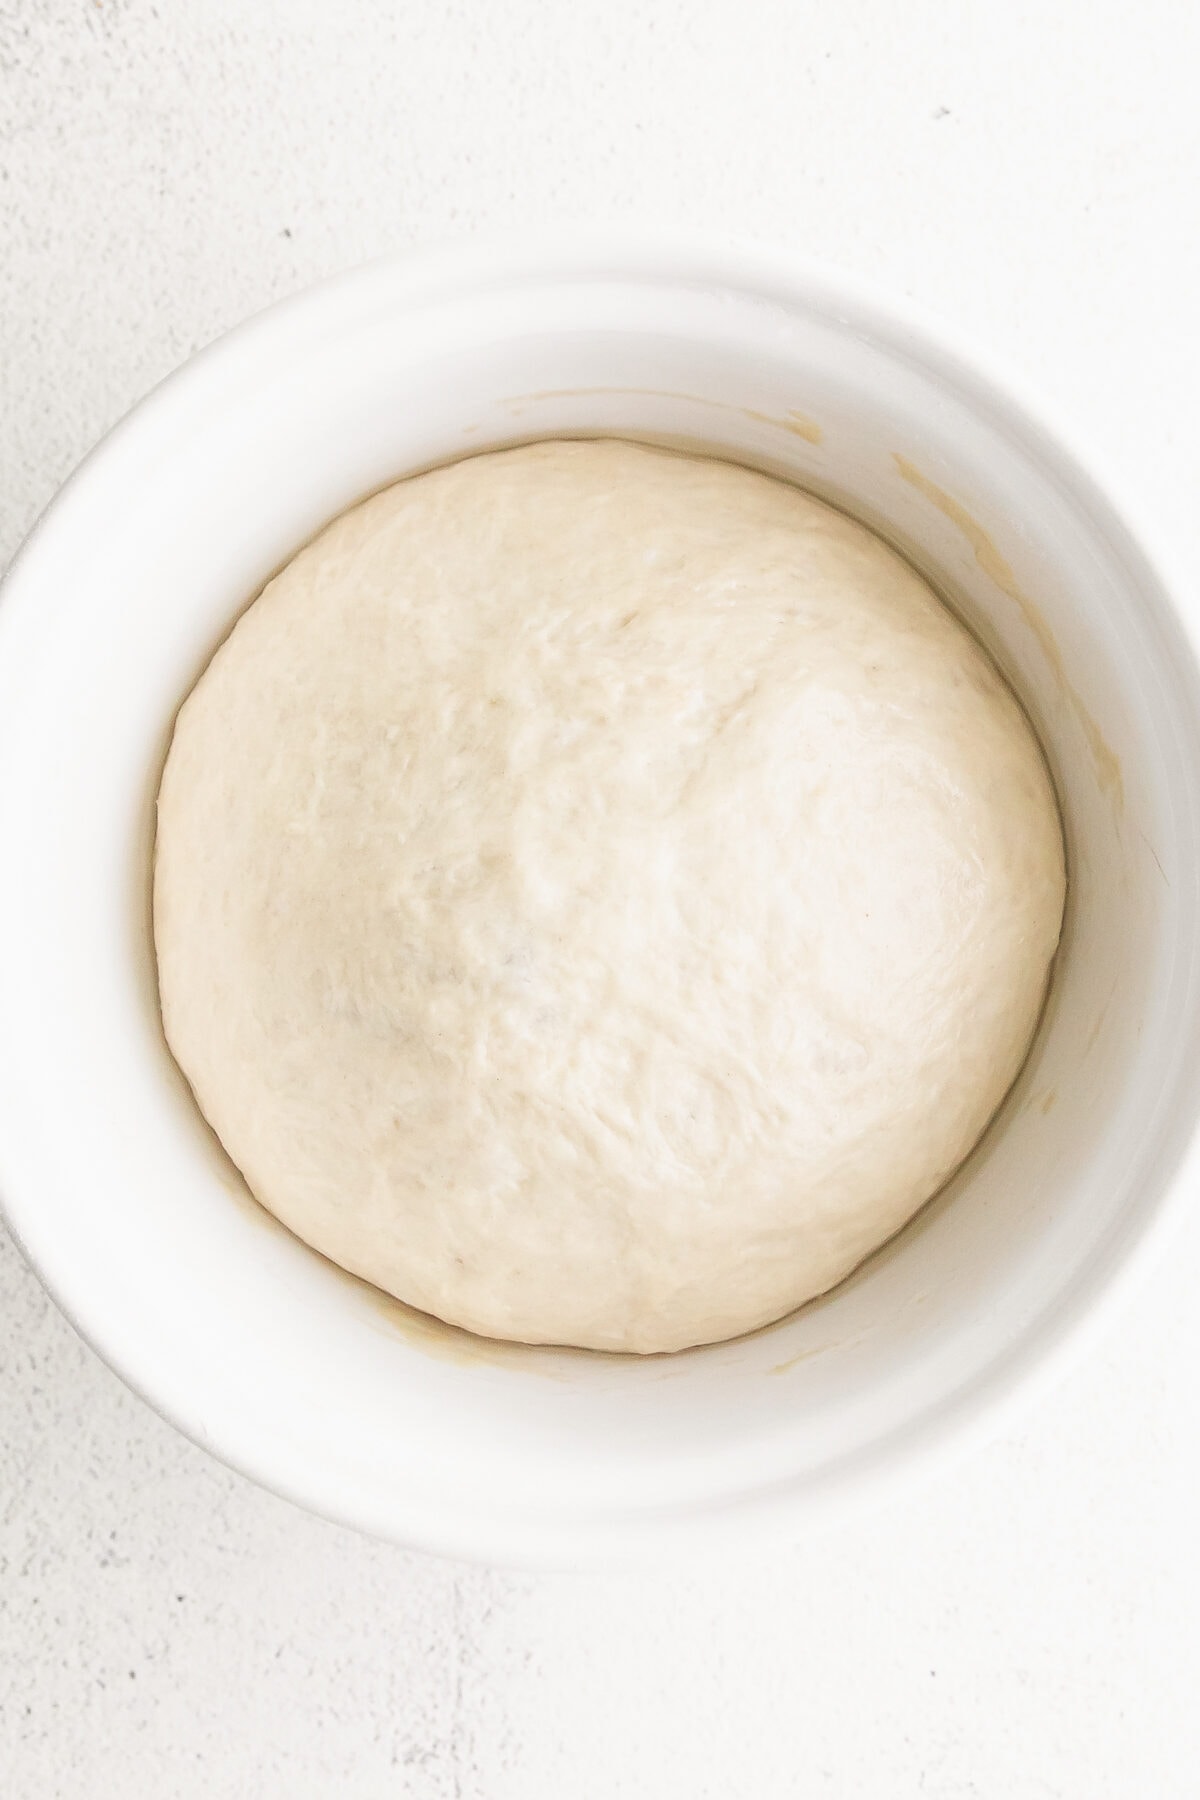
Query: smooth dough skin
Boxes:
[{"xmin": 155, "ymin": 441, "xmax": 1065, "ymax": 1353}]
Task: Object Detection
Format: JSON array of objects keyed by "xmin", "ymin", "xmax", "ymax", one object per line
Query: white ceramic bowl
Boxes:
[{"xmin": 3, "ymin": 236, "xmax": 1200, "ymax": 1567}]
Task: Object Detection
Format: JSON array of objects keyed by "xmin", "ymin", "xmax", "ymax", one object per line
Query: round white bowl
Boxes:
[{"xmin": 2, "ymin": 236, "xmax": 1200, "ymax": 1567}]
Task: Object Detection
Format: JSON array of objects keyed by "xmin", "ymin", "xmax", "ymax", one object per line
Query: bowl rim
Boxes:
[{"xmin": 3, "ymin": 227, "xmax": 1199, "ymax": 1565}]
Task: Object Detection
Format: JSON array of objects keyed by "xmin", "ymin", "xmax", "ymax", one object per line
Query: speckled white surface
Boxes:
[{"xmin": 4, "ymin": 3, "xmax": 1200, "ymax": 1795}]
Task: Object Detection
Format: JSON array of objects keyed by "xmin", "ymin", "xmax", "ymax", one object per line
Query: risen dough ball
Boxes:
[{"xmin": 155, "ymin": 441, "xmax": 1065, "ymax": 1353}]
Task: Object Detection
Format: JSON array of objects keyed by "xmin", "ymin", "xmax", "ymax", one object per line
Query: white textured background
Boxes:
[{"xmin": 4, "ymin": 3, "xmax": 1200, "ymax": 1795}]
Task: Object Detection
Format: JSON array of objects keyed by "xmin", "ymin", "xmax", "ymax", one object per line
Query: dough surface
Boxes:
[{"xmin": 155, "ymin": 440, "xmax": 1065, "ymax": 1353}]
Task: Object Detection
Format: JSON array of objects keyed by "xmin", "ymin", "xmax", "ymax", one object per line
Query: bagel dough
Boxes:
[{"xmin": 155, "ymin": 440, "xmax": 1065, "ymax": 1353}]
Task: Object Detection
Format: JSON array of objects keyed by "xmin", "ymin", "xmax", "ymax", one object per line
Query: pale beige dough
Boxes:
[{"xmin": 155, "ymin": 440, "xmax": 1065, "ymax": 1353}]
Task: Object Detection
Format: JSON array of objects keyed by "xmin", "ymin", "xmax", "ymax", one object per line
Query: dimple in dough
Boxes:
[{"xmin": 154, "ymin": 440, "xmax": 1066, "ymax": 1354}]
